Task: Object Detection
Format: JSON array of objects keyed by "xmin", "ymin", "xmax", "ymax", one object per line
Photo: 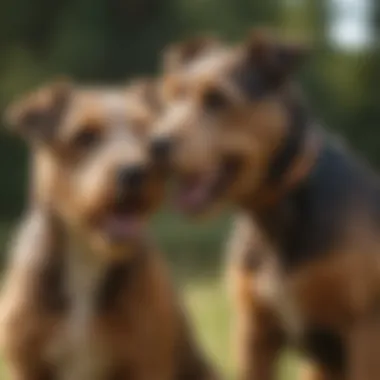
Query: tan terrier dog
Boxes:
[
  {"xmin": 0, "ymin": 79, "xmax": 217, "ymax": 380},
  {"xmin": 151, "ymin": 30, "xmax": 380, "ymax": 380}
]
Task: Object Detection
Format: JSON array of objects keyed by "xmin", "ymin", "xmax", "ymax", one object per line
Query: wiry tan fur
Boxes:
[
  {"xmin": 152, "ymin": 30, "xmax": 380, "ymax": 380},
  {"xmin": 0, "ymin": 80, "xmax": 217, "ymax": 380}
]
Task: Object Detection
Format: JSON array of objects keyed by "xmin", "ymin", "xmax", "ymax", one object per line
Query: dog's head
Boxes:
[
  {"xmin": 151, "ymin": 30, "xmax": 310, "ymax": 216},
  {"xmin": 6, "ymin": 79, "xmax": 163, "ymax": 259}
]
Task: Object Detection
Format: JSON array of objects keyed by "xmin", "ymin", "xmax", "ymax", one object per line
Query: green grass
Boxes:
[
  {"xmin": 182, "ymin": 277, "xmax": 299, "ymax": 380},
  {"xmin": 183, "ymin": 278, "xmax": 233, "ymax": 377}
]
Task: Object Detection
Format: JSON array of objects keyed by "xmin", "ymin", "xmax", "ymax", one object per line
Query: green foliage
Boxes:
[{"xmin": 0, "ymin": 0, "xmax": 378, "ymax": 219}]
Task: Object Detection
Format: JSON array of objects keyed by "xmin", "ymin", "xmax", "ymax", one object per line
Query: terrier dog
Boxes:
[
  {"xmin": 0, "ymin": 79, "xmax": 217, "ymax": 380},
  {"xmin": 151, "ymin": 30, "xmax": 380, "ymax": 380}
]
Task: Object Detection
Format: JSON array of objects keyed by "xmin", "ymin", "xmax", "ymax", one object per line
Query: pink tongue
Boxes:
[
  {"xmin": 106, "ymin": 216, "xmax": 144, "ymax": 239},
  {"xmin": 176, "ymin": 183, "xmax": 210, "ymax": 212}
]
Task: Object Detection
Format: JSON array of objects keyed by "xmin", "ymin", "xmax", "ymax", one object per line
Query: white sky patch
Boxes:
[{"xmin": 329, "ymin": 0, "xmax": 372, "ymax": 50}]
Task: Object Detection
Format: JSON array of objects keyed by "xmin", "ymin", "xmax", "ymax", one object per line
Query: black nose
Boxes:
[
  {"xmin": 117, "ymin": 165, "xmax": 147, "ymax": 191},
  {"xmin": 150, "ymin": 137, "xmax": 172, "ymax": 160}
]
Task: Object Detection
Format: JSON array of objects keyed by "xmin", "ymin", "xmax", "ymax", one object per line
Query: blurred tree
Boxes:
[
  {"xmin": 0, "ymin": 0, "xmax": 378, "ymax": 218},
  {"xmin": 345, "ymin": 0, "xmax": 380, "ymax": 165}
]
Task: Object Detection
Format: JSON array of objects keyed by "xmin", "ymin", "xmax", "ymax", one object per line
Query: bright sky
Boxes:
[{"xmin": 329, "ymin": 0, "xmax": 372, "ymax": 50}]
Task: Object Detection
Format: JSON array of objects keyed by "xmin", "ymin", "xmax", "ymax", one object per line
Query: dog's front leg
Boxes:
[
  {"xmin": 231, "ymin": 269, "xmax": 284, "ymax": 380},
  {"xmin": 5, "ymin": 364, "xmax": 54, "ymax": 380},
  {"xmin": 299, "ymin": 361, "xmax": 342, "ymax": 380},
  {"xmin": 236, "ymin": 304, "xmax": 284, "ymax": 380}
]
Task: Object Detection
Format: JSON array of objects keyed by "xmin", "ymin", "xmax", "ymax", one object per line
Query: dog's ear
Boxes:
[
  {"xmin": 244, "ymin": 28, "xmax": 310, "ymax": 81},
  {"xmin": 5, "ymin": 78, "xmax": 72, "ymax": 143},
  {"xmin": 163, "ymin": 36, "xmax": 221, "ymax": 73}
]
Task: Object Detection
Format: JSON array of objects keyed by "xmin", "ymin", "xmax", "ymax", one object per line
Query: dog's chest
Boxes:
[{"xmin": 46, "ymin": 253, "xmax": 111, "ymax": 380}]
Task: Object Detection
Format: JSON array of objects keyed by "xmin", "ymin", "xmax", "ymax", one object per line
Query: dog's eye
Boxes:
[
  {"xmin": 72, "ymin": 128, "xmax": 101, "ymax": 150},
  {"xmin": 203, "ymin": 88, "xmax": 229, "ymax": 112}
]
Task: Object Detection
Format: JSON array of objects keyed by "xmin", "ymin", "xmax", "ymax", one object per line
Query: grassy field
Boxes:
[
  {"xmin": 183, "ymin": 278, "xmax": 299, "ymax": 379},
  {"xmin": 0, "ymin": 213, "xmax": 299, "ymax": 379}
]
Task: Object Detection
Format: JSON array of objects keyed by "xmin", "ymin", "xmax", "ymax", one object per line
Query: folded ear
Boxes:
[
  {"xmin": 163, "ymin": 36, "xmax": 221, "ymax": 73},
  {"xmin": 244, "ymin": 28, "xmax": 310, "ymax": 82},
  {"xmin": 5, "ymin": 79, "xmax": 72, "ymax": 143}
]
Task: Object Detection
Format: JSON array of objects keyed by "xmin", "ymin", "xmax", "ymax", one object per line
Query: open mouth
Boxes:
[
  {"xmin": 101, "ymin": 196, "xmax": 148, "ymax": 243},
  {"xmin": 175, "ymin": 156, "xmax": 242, "ymax": 214}
]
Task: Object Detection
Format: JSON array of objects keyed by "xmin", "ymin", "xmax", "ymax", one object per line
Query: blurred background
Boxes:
[{"xmin": 0, "ymin": 0, "xmax": 378, "ymax": 378}]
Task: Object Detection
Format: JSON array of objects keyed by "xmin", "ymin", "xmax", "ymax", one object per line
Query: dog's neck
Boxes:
[
  {"xmin": 29, "ymin": 205, "xmax": 144, "ymax": 313},
  {"xmin": 65, "ymin": 232, "xmax": 107, "ymax": 301},
  {"xmin": 245, "ymin": 115, "xmax": 380, "ymax": 271},
  {"xmin": 242, "ymin": 96, "xmax": 328, "ymax": 269},
  {"xmin": 245, "ymin": 140, "xmax": 323, "ymax": 270},
  {"xmin": 266, "ymin": 92, "xmax": 313, "ymax": 185},
  {"xmin": 243, "ymin": 91, "xmax": 323, "ymax": 211}
]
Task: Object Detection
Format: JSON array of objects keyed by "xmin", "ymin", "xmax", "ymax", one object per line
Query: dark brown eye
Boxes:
[
  {"xmin": 203, "ymin": 88, "xmax": 229, "ymax": 112},
  {"xmin": 72, "ymin": 128, "xmax": 101, "ymax": 150}
]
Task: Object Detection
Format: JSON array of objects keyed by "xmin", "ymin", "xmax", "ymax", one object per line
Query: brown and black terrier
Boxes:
[
  {"xmin": 0, "ymin": 79, "xmax": 217, "ymax": 380},
  {"xmin": 151, "ymin": 30, "xmax": 380, "ymax": 380}
]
